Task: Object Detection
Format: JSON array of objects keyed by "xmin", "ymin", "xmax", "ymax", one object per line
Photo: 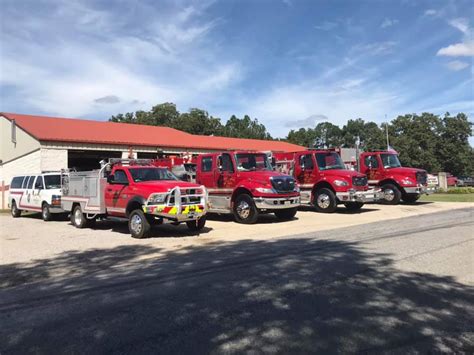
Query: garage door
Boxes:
[{"xmin": 68, "ymin": 150, "xmax": 122, "ymax": 171}]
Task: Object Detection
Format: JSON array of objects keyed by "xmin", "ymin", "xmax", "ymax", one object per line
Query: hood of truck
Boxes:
[
  {"xmin": 238, "ymin": 170, "xmax": 293, "ymax": 185},
  {"xmin": 132, "ymin": 180, "xmax": 203, "ymax": 193},
  {"xmin": 318, "ymin": 169, "xmax": 365, "ymax": 179},
  {"xmin": 383, "ymin": 167, "xmax": 425, "ymax": 175}
]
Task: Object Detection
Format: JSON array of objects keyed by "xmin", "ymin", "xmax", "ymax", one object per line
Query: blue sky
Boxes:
[{"xmin": 1, "ymin": 0, "xmax": 473, "ymax": 139}]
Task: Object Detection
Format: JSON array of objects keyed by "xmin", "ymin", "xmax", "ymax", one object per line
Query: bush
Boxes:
[{"xmin": 436, "ymin": 187, "xmax": 474, "ymax": 194}]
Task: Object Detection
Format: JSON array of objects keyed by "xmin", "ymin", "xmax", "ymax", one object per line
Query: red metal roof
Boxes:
[{"xmin": 1, "ymin": 112, "xmax": 305, "ymax": 153}]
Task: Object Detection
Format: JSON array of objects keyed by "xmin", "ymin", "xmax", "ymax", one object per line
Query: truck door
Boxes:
[
  {"xmin": 32, "ymin": 175, "xmax": 45, "ymax": 209},
  {"xmin": 296, "ymin": 153, "xmax": 315, "ymax": 185},
  {"xmin": 216, "ymin": 153, "xmax": 236, "ymax": 189},
  {"xmin": 363, "ymin": 154, "xmax": 382, "ymax": 182},
  {"xmin": 197, "ymin": 155, "xmax": 216, "ymax": 187},
  {"xmin": 104, "ymin": 169, "xmax": 130, "ymax": 215},
  {"xmin": 20, "ymin": 176, "xmax": 37, "ymax": 210}
]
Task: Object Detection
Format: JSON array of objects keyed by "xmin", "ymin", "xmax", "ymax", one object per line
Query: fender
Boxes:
[{"xmin": 126, "ymin": 195, "xmax": 147, "ymax": 215}]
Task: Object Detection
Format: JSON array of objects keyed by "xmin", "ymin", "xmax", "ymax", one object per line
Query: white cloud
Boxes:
[
  {"xmin": 381, "ymin": 18, "xmax": 399, "ymax": 29},
  {"xmin": 285, "ymin": 114, "xmax": 329, "ymax": 128},
  {"xmin": 0, "ymin": 1, "xmax": 241, "ymax": 118},
  {"xmin": 437, "ymin": 17, "xmax": 474, "ymax": 57},
  {"xmin": 437, "ymin": 42, "xmax": 474, "ymax": 57},
  {"xmin": 353, "ymin": 41, "xmax": 397, "ymax": 56},
  {"xmin": 314, "ymin": 21, "xmax": 338, "ymax": 31},
  {"xmin": 445, "ymin": 60, "xmax": 470, "ymax": 71},
  {"xmin": 424, "ymin": 9, "xmax": 437, "ymax": 16}
]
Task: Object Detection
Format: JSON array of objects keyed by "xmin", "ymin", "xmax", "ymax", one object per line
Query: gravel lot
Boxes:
[
  {"xmin": 1, "ymin": 201, "xmax": 472, "ymax": 267},
  {"xmin": 1, "ymin": 205, "xmax": 473, "ymax": 353}
]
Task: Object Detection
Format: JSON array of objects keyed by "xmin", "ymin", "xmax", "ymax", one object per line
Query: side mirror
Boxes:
[
  {"xmin": 218, "ymin": 165, "xmax": 223, "ymax": 172},
  {"xmin": 107, "ymin": 174, "xmax": 114, "ymax": 183}
]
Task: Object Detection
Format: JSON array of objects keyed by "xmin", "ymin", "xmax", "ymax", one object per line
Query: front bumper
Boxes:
[
  {"xmin": 403, "ymin": 185, "xmax": 436, "ymax": 195},
  {"xmin": 253, "ymin": 196, "xmax": 300, "ymax": 210},
  {"xmin": 143, "ymin": 204, "xmax": 206, "ymax": 221},
  {"xmin": 336, "ymin": 189, "xmax": 380, "ymax": 203}
]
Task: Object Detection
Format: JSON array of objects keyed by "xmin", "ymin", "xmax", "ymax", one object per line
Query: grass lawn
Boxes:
[{"xmin": 420, "ymin": 193, "xmax": 474, "ymax": 203}]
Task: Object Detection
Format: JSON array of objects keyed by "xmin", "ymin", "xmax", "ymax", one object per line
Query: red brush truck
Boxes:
[
  {"xmin": 61, "ymin": 159, "xmax": 208, "ymax": 238},
  {"xmin": 273, "ymin": 150, "xmax": 378, "ymax": 213},
  {"xmin": 195, "ymin": 151, "xmax": 300, "ymax": 223},
  {"xmin": 359, "ymin": 151, "xmax": 435, "ymax": 204}
]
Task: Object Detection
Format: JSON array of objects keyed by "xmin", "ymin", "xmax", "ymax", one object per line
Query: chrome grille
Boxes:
[
  {"xmin": 271, "ymin": 177, "xmax": 295, "ymax": 193},
  {"xmin": 352, "ymin": 176, "xmax": 368, "ymax": 187},
  {"xmin": 416, "ymin": 171, "xmax": 427, "ymax": 185}
]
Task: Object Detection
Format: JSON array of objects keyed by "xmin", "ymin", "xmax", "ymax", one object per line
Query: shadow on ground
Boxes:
[{"xmin": 1, "ymin": 237, "xmax": 472, "ymax": 353}]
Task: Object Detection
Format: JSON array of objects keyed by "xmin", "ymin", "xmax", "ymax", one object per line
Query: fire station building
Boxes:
[{"xmin": 0, "ymin": 112, "xmax": 304, "ymax": 208}]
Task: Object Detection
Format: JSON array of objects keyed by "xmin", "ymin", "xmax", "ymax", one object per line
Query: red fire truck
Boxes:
[
  {"xmin": 61, "ymin": 159, "xmax": 208, "ymax": 238},
  {"xmin": 195, "ymin": 151, "xmax": 300, "ymax": 224},
  {"xmin": 358, "ymin": 150, "xmax": 435, "ymax": 204},
  {"xmin": 273, "ymin": 150, "xmax": 378, "ymax": 213}
]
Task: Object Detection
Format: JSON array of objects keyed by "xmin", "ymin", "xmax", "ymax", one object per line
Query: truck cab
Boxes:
[
  {"xmin": 359, "ymin": 151, "xmax": 435, "ymax": 204},
  {"xmin": 62, "ymin": 159, "xmax": 208, "ymax": 238},
  {"xmin": 196, "ymin": 151, "xmax": 300, "ymax": 223},
  {"xmin": 274, "ymin": 150, "xmax": 378, "ymax": 213}
]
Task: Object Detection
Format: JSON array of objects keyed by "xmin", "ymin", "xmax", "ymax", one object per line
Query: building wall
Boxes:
[
  {"xmin": 0, "ymin": 150, "xmax": 41, "ymax": 209},
  {"xmin": 40, "ymin": 148, "xmax": 68, "ymax": 172},
  {"xmin": 0, "ymin": 115, "xmax": 41, "ymax": 164}
]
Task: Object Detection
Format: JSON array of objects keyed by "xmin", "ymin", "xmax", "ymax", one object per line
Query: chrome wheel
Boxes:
[
  {"xmin": 236, "ymin": 200, "xmax": 251, "ymax": 219},
  {"xmin": 317, "ymin": 194, "xmax": 330, "ymax": 209},
  {"xmin": 130, "ymin": 214, "xmax": 143, "ymax": 235},
  {"xmin": 42, "ymin": 205, "xmax": 49, "ymax": 220},
  {"xmin": 74, "ymin": 208, "xmax": 83, "ymax": 226},
  {"xmin": 383, "ymin": 189, "xmax": 395, "ymax": 201}
]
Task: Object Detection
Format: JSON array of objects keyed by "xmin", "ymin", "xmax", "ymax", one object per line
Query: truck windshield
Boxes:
[
  {"xmin": 235, "ymin": 154, "xmax": 272, "ymax": 171},
  {"xmin": 44, "ymin": 175, "xmax": 61, "ymax": 189},
  {"xmin": 381, "ymin": 154, "xmax": 402, "ymax": 168},
  {"xmin": 315, "ymin": 152, "xmax": 345, "ymax": 171},
  {"xmin": 129, "ymin": 168, "xmax": 178, "ymax": 182}
]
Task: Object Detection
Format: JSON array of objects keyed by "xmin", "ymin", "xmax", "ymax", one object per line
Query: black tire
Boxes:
[
  {"xmin": 71, "ymin": 205, "xmax": 93, "ymax": 228},
  {"xmin": 128, "ymin": 209, "xmax": 151, "ymax": 239},
  {"xmin": 274, "ymin": 207, "xmax": 298, "ymax": 221},
  {"xmin": 11, "ymin": 200, "xmax": 21, "ymax": 218},
  {"xmin": 186, "ymin": 216, "xmax": 207, "ymax": 231},
  {"xmin": 42, "ymin": 203, "xmax": 52, "ymax": 221},
  {"xmin": 381, "ymin": 183, "xmax": 402, "ymax": 205},
  {"xmin": 233, "ymin": 194, "xmax": 259, "ymax": 224},
  {"xmin": 402, "ymin": 193, "xmax": 420, "ymax": 204},
  {"xmin": 344, "ymin": 202, "xmax": 364, "ymax": 211},
  {"xmin": 313, "ymin": 188, "xmax": 337, "ymax": 213}
]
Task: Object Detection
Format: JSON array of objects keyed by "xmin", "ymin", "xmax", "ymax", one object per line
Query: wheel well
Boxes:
[
  {"xmin": 71, "ymin": 202, "xmax": 80, "ymax": 212},
  {"xmin": 313, "ymin": 181, "xmax": 334, "ymax": 194},
  {"xmin": 231, "ymin": 187, "xmax": 252, "ymax": 202},
  {"xmin": 126, "ymin": 201, "xmax": 143, "ymax": 216},
  {"xmin": 380, "ymin": 179, "xmax": 401, "ymax": 189}
]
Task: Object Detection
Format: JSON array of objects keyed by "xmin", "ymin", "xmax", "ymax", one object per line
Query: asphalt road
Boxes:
[{"xmin": 1, "ymin": 208, "xmax": 473, "ymax": 354}]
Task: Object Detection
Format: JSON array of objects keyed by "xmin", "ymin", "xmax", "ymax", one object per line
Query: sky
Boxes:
[{"xmin": 0, "ymin": 0, "xmax": 473, "ymax": 140}]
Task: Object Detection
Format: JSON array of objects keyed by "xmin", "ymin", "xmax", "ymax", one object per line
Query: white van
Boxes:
[{"xmin": 9, "ymin": 172, "xmax": 66, "ymax": 221}]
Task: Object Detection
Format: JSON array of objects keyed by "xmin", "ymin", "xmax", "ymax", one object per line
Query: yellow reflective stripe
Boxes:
[{"xmin": 168, "ymin": 207, "xmax": 178, "ymax": 215}]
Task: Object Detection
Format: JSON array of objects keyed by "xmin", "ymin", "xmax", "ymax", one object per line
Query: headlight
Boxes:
[
  {"xmin": 148, "ymin": 193, "xmax": 167, "ymax": 204},
  {"xmin": 401, "ymin": 178, "xmax": 414, "ymax": 185},
  {"xmin": 294, "ymin": 185, "xmax": 300, "ymax": 192},
  {"xmin": 255, "ymin": 187, "xmax": 275, "ymax": 194},
  {"xmin": 334, "ymin": 179, "xmax": 349, "ymax": 187}
]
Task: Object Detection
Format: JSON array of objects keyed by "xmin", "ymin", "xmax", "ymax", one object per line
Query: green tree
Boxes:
[
  {"xmin": 286, "ymin": 128, "xmax": 316, "ymax": 147},
  {"xmin": 174, "ymin": 108, "xmax": 224, "ymax": 136},
  {"xmin": 313, "ymin": 122, "xmax": 343, "ymax": 148},
  {"xmin": 223, "ymin": 115, "xmax": 272, "ymax": 140}
]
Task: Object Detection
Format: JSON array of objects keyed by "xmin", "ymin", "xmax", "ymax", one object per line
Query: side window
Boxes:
[
  {"xmin": 201, "ymin": 157, "xmax": 213, "ymax": 172},
  {"xmin": 35, "ymin": 176, "xmax": 44, "ymax": 189},
  {"xmin": 27, "ymin": 176, "xmax": 36, "ymax": 189},
  {"xmin": 300, "ymin": 154, "xmax": 314, "ymax": 170},
  {"xmin": 220, "ymin": 154, "xmax": 234, "ymax": 173},
  {"xmin": 364, "ymin": 155, "xmax": 379, "ymax": 169},
  {"xmin": 11, "ymin": 176, "xmax": 25, "ymax": 189},
  {"xmin": 114, "ymin": 170, "xmax": 129, "ymax": 183},
  {"xmin": 22, "ymin": 176, "xmax": 30, "ymax": 188}
]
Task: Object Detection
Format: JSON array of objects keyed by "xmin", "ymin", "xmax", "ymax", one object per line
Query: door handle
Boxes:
[{"xmin": 107, "ymin": 189, "xmax": 113, "ymax": 192}]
